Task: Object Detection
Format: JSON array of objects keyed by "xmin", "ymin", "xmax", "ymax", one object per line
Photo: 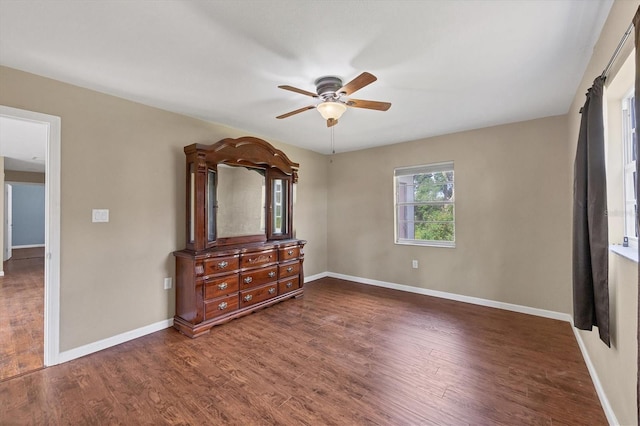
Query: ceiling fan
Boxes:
[{"xmin": 276, "ymin": 72, "xmax": 391, "ymax": 127}]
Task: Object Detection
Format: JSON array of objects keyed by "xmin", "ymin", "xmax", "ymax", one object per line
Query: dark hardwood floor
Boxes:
[
  {"xmin": 0, "ymin": 277, "xmax": 606, "ymax": 425},
  {"xmin": 0, "ymin": 249, "xmax": 44, "ymax": 381}
]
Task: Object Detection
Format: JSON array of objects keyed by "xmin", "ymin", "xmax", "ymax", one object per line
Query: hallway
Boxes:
[{"xmin": 0, "ymin": 247, "xmax": 44, "ymax": 381}]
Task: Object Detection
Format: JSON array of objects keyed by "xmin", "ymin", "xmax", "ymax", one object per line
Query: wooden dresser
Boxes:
[
  {"xmin": 173, "ymin": 136, "xmax": 305, "ymax": 337},
  {"xmin": 174, "ymin": 239, "xmax": 305, "ymax": 337}
]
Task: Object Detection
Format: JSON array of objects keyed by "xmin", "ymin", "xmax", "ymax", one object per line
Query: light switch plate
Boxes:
[
  {"xmin": 92, "ymin": 209, "xmax": 109, "ymax": 223},
  {"xmin": 164, "ymin": 277, "xmax": 173, "ymax": 290}
]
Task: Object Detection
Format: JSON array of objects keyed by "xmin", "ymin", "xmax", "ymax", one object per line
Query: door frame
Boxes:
[
  {"xmin": 0, "ymin": 105, "xmax": 61, "ymax": 367},
  {"xmin": 4, "ymin": 183, "xmax": 12, "ymax": 261}
]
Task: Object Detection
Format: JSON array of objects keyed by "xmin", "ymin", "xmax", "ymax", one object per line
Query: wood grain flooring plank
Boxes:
[{"xmin": 0, "ymin": 255, "xmax": 44, "ymax": 381}]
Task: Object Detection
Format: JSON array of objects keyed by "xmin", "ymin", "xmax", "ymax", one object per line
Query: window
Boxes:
[
  {"xmin": 394, "ymin": 162, "xmax": 455, "ymax": 247},
  {"xmin": 622, "ymin": 91, "xmax": 638, "ymax": 247}
]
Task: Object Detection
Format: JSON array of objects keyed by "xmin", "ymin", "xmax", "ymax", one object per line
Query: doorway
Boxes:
[{"xmin": 0, "ymin": 106, "xmax": 61, "ymax": 379}]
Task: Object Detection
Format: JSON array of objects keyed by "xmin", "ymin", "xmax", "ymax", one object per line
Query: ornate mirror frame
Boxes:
[{"xmin": 184, "ymin": 136, "xmax": 299, "ymax": 252}]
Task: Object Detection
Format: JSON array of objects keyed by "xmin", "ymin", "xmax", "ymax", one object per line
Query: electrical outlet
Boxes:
[
  {"xmin": 163, "ymin": 277, "xmax": 173, "ymax": 290},
  {"xmin": 412, "ymin": 260, "xmax": 418, "ymax": 269}
]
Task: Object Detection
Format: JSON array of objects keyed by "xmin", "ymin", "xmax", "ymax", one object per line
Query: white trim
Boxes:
[
  {"xmin": 58, "ymin": 319, "xmax": 174, "ymax": 364},
  {"xmin": 316, "ymin": 271, "xmax": 618, "ymax": 425},
  {"xmin": 395, "ymin": 239, "xmax": 456, "ymax": 248},
  {"xmin": 0, "ymin": 271, "xmax": 4, "ymax": 277},
  {"xmin": 304, "ymin": 271, "xmax": 329, "ymax": 283},
  {"xmin": 5, "ymin": 181, "xmax": 45, "ymax": 186},
  {"xmin": 327, "ymin": 272, "xmax": 569, "ymax": 321},
  {"xmin": 609, "ymin": 244, "xmax": 639, "ymax": 263},
  {"xmin": 12, "ymin": 244, "xmax": 45, "ymax": 249},
  {"xmin": 0, "ymin": 105, "xmax": 61, "ymax": 368},
  {"xmin": 571, "ymin": 326, "xmax": 619, "ymax": 426}
]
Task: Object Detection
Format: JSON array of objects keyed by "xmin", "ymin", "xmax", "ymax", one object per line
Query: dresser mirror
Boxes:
[
  {"xmin": 183, "ymin": 136, "xmax": 299, "ymax": 252},
  {"xmin": 217, "ymin": 164, "xmax": 266, "ymax": 238}
]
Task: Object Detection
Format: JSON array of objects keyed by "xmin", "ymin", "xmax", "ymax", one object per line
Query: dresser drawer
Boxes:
[
  {"xmin": 240, "ymin": 265, "xmax": 277, "ymax": 289},
  {"xmin": 278, "ymin": 276, "xmax": 300, "ymax": 295},
  {"xmin": 204, "ymin": 294, "xmax": 239, "ymax": 320},
  {"xmin": 204, "ymin": 256, "xmax": 239, "ymax": 276},
  {"xmin": 204, "ymin": 275, "xmax": 239, "ymax": 300},
  {"xmin": 239, "ymin": 283, "xmax": 278, "ymax": 308},
  {"xmin": 240, "ymin": 249, "xmax": 277, "ymax": 269},
  {"xmin": 279, "ymin": 246, "xmax": 300, "ymax": 262},
  {"xmin": 278, "ymin": 261, "xmax": 300, "ymax": 279}
]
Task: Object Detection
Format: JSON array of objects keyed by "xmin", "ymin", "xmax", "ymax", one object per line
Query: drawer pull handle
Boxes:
[
  {"xmin": 268, "ymin": 288, "xmax": 276, "ymax": 294},
  {"xmin": 287, "ymin": 250, "xmax": 294, "ymax": 255},
  {"xmin": 217, "ymin": 282, "xmax": 228, "ymax": 290},
  {"xmin": 218, "ymin": 261, "xmax": 228, "ymax": 269},
  {"xmin": 286, "ymin": 267, "xmax": 293, "ymax": 273},
  {"xmin": 268, "ymin": 271, "xmax": 276, "ymax": 278},
  {"xmin": 218, "ymin": 301, "xmax": 228, "ymax": 310},
  {"xmin": 244, "ymin": 277, "xmax": 253, "ymax": 284},
  {"xmin": 243, "ymin": 294, "xmax": 253, "ymax": 302},
  {"xmin": 286, "ymin": 282, "xmax": 293, "ymax": 288}
]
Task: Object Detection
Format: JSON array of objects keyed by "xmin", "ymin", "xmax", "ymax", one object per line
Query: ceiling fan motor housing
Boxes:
[{"xmin": 314, "ymin": 76, "xmax": 343, "ymax": 99}]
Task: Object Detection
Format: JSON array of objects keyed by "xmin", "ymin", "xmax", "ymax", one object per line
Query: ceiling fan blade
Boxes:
[
  {"xmin": 338, "ymin": 72, "xmax": 377, "ymax": 96},
  {"xmin": 327, "ymin": 118, "xmax": 338, "ymax": 128},
  {"xmin": 276, "ymin": 105, "xmax": 316, "ymax": 119},
  {"xmin": 278, "ymin": 85, "xmax": 319, "ymax": 98},
  {"xmin": 347, "ymin": 98, "xmax": 391, "ymax": 111}
]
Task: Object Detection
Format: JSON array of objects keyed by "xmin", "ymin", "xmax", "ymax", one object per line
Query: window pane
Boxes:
[
  {"xmin": 414, "ymin": 204, "xmax": 454, "ymax": 222},
  {"xmin": 415, "ymin": 222, "xmax": 455, "ymax": 242},
  {"xmin": 413, "ymin": 172, "xmax": 454, "ymax": 202},
  {"xmin": 394, "ymin": 164, "xmax": 455, "ymax": 245},
  {"xmin": 623, "ymin": 92, "xmax": 638, "ymax": 242}
]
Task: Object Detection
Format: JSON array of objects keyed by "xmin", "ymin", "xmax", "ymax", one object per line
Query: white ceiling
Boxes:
[{"xmin": 0, "ymin": 0, "xmax": 614, "ymax": 154}]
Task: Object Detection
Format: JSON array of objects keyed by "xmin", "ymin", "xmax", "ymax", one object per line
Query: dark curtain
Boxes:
[
  {"xmin": 572, "ymin": 76, "xmax": 610, "ymax": 347},
  {"xmin": 634, "ymin": 7, "xmax": 640, "ymax": 424}
]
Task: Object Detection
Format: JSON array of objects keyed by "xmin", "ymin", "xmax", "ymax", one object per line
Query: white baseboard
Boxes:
[
  {"xmin": 58, "ymin": 318, "xmax": 174, "ymax": 364},
  {"xmin": 318, "ymin": 271, "xmax": 617, "ymax": 425},
  {"xmin": 326, "ymin": 272, "xmax": 570, "ymax": 322},
  {"xmin": 305, "ymin": 271, "xmax": 329, "ymax": 283},
  {"xmin": 570, "ymin": 326, "xmax": 619, "ymax": 426},
  {"xmin": 12, "ymin": 244, "xmax": 45, "ymax": 249},
  {"xmin": 0, "ymin": 271, "xmax": 4, "ymax": 277}
]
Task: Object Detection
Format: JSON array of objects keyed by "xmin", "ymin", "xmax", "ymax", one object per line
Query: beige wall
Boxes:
[
  {"xmin": 0, "ymin": 66, "xmax": 328, "ymax": 351},
  {"xmin": 566, "ymin": 1, "xmax": 639, "ymax": 424},
  {"xmin": 5, "ymin": 171, "xmax": 45, "ymax": 184},
  {"xmin": 328, "ymin": 115, "xmax": 572, "ymax": 313}
]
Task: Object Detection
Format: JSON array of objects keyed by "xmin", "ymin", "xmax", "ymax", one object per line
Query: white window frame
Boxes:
[
  {"xmin": 622, "ymin": 90, "xmax": 638, "ymax": 248},
  {"xmin": 394, "ymin": 161, "xmax": 455, "ymax": 248}
]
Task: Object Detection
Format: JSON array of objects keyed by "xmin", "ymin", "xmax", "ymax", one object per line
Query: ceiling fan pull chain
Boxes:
[{"xmin": 331, "ymin": 126, "xmax": 335, "ymax": 155}]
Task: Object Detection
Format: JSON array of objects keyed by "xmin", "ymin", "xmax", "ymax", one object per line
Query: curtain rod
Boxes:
[{"xmin": 601, "ymin": 21, "xmax": 634, "ymax": 79}]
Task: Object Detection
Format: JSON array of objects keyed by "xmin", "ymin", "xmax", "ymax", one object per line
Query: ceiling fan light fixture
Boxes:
[{"xmin": 317, "ymin": 101, "xmax": 347, "ymax": 120}]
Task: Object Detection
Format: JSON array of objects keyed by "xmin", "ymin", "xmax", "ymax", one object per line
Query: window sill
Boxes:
[
  {"xmin": 395, "ymin": 240, "xmax": 456, "ymax": 248},
  {"xmin": 609, "ymin": 244, "xmax": 639, "ymax": 263}
]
